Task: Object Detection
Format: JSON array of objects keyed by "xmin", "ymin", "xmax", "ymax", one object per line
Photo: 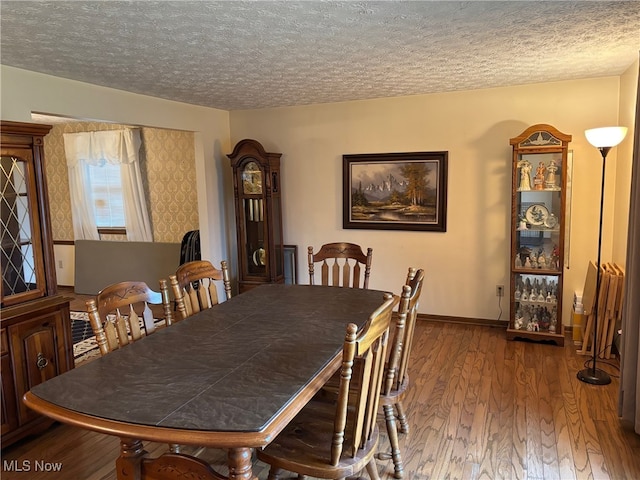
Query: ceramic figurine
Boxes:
[
  {"xmin": 545, "ymin": 159, "xmax": 559, "ymax": 189},
  {"xmin": 518, "ymin": 159, "xmax": 532, "ymax": 191},
  {"xmin": 538, "ymin": 252, "xmax": 547, "ymax": 269},
  {"xmin": 533, "ymin": 161, "xmax": 546, "ymax": 190}
]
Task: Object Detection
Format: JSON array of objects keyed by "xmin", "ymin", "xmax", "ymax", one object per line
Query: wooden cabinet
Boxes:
[
  {"xmin": 506, "ymin": 124, "xmax": 571, "ymax": 346},
  {"xmin": 228, "ymin": 139, "xmax": 284, "ymax": 293},
  {"xmin": 1, "ymin": 121, "xmax": 73, "ymax": 447}
]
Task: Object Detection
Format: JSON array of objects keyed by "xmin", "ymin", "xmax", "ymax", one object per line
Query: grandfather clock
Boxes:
[{"xmin": 228, "ymin": 139, "xmax": 284, "ymax": 293}]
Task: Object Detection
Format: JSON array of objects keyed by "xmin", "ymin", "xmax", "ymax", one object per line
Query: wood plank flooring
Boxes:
[{"xmin": 2, "ymin": 320, "xmax": 639, "ymax": 480}]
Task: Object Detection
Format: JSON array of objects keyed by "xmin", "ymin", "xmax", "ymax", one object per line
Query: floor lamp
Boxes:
[{"xmin": 577, "ymin": 126, "xmax": 628, "ymax": 385}]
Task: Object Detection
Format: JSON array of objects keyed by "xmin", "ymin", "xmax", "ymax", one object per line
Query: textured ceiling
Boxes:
[{"xmin": 1, "ymin": 1, "xmax": 639, "ymax": 111}]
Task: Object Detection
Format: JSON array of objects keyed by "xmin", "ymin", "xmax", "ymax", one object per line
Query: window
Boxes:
[
  {"xmin": 87, "ymin": 163, "xmax": 126, "ymax": 231},
  {"xmin": 64, "ymin": 129, "xmax": 152, "ymax": 241}
]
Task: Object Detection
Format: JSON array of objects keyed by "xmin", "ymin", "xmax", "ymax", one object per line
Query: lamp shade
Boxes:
[{"xmin": 585, "ymin": 126, "xmax": 628, "ymax": 148}]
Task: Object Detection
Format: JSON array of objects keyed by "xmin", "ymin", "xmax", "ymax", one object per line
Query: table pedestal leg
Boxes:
[
  {"xmin": 228, "ymin": 448, "xmax": 256, "ymax": 480},
  {"xmin": 116, "ymin": 438, "xmax": 146, "ymax": 479}
]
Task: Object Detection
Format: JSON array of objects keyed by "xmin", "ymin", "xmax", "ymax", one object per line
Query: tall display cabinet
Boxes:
[
  {"xmin": 228, "ymin": 139, "xmax": 284, "ymax": 293},
  {"xmin": 506, "ymin": 124, "xmax": 571, "ymax": 346},
  {"xmin": 1, "ymin": 121, "xmax": 73, "ymax": 446}
]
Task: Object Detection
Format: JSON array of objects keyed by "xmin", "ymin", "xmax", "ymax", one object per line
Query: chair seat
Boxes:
[{"xmin": 258, "ymin": 399, "xmax": 379, "ymax": 479}]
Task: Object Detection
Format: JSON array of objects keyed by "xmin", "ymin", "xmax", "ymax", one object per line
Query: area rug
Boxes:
[
  {"xmin": 70, "ymin": 311, "xmax": 165, "ymax": 365},
  {"xmin": 70, "ymin": 311, "xmax": 100, "ymax": 365}
]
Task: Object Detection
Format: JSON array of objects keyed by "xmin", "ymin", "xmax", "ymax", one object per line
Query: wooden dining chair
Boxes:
[
  {"xmin": 169, "ymin": 259, "xmax": 231, "ymax": 320},
  {"xmin": 86, "ymin": 280, "xmax": 174, "ymax": 357},
  {"xmin": 376, "ymin": 267, "xmax": 425, "ymax": 479},
  {"xmin": 87, "ymin": 279, "xmax": 182, "ymax": 454},
  {"xmin": 308, "ymin": 242, "xmax": 373, "ymax": 288},
  {"xmin": 256, "ymin": 292, "xmax": 397, "ymax": 480}
]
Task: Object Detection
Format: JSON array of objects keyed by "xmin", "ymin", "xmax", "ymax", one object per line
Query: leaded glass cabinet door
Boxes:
[
  {"xmin": 1, "ymin": 122, "xmax": 56, "ymax": 307},
  {"xmin": 507, "ymin": 124, "xmax": 571, "ymax": 346},
  {"xmin": 228, "ymin": 139, "xmax": 284, "ymax": 293}
]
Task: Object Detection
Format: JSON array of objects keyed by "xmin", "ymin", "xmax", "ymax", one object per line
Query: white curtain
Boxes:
[{"xmin": 63, "ymin": 129, "xmax": 153, "ymax": 242}]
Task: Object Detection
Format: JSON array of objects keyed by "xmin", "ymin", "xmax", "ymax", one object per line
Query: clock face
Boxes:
[{"xmin": 242, "ymin": 160, "xmax": 263, "ymax": 194}]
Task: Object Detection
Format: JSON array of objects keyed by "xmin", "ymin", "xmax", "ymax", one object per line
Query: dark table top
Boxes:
[{"xmin": 27, "ymin": 284, "xmax": 391, "ymax": 445}]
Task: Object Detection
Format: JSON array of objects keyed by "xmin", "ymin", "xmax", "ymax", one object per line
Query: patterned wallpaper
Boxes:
[{"xmin": 44, "ymin": 122, "xmax": 198, "ymax": 243}]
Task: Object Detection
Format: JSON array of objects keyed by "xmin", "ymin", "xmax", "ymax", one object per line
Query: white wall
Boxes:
[
  {"xmin": 1, "ymin": 65, "xmax": 232, "ymax": 271},
  {"xmin": 229, "ymin": 77, "xmax": 629, "ymax": 323}
]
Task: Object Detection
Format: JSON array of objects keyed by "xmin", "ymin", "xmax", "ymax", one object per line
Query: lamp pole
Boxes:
[
  {"xmin": 577, "ymin": 146, "xmax": 611, "ymax": 385},
  {"xmin": 578, "ymin": 126, "xmax": 627, "ymax": 385}
]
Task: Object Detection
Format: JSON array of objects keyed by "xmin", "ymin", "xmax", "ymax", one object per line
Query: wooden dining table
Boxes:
[{"xmin": 23, "ymin": 284, "xmax": 395, "ymax": 480}]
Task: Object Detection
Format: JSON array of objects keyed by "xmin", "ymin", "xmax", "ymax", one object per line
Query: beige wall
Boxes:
[
  {"xmin": 2, "ymin": 65, "xmax": 635, "ymax": 324},
  {"xmin": 44, "ymin": 122, "xmax": 199, "ymax": 243},
  {"xmin": 230, "ymin": 77, "xmax": 631, "ymax": 323}
]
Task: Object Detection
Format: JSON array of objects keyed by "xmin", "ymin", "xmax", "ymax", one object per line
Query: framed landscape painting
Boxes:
[{"xmin": 343, "ymin": 151, "xmax": 448, "ymax": 232}]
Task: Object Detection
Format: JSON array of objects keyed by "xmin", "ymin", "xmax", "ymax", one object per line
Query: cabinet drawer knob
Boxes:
[{"xmin": 36, "ymin": 352, "xmax": 49, "ymax": 370}]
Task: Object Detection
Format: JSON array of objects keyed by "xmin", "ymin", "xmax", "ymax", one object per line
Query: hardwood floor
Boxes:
[{"xmin": 2, "ymin": 320, "xmax": 639, "ymax": 479}]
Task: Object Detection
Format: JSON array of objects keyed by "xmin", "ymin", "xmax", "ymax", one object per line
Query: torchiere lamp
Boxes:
[{"xmin": 578, "ymin": 126, "xmax": 628, "ymax": 385}]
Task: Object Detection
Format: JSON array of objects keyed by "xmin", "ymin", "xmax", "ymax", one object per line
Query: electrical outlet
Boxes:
[
  {"xmin": 496, "ymin": 285, "xmax": 504, "ymax": 297},
  {"xmin": 58, "ymin": 260, "xmax": 63, "ymax": 269}
]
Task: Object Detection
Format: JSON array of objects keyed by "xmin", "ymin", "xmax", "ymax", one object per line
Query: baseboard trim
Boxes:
[{"xmin": 417, "ymin": 313, "xmax": 508, "ymax": 328}]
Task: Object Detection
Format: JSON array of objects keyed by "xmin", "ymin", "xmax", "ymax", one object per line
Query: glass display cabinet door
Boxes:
[
  {"xmin": 1, "ymin": 151, "xmax": 46, "ymax": 306},
  {"xmin": 507, "ymin": 125, "xmax": 571, "ymax": 346}
]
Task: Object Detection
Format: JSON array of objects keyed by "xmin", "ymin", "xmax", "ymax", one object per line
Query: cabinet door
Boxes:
[
  {"xmin": 9, "ymin": 312, "xmax": 65, "ymax": 425},
  {"xmin": 1, "ymin": 147, "xmax": 47, "ymax": 307}
]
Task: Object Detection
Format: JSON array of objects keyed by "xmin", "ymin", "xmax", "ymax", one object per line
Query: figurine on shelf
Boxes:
[
  {"xmin": 532, "ymin": 315, "xmax": 540, "ymax": 332},
  {"xmin": 549, "ymin": 308, "xmax": 558, "ymax": 333},
  {"xmin": 533, "ymin": 161, "xmax": 546, "ymax": 190},
  {"xmin": 518, "ymin": 212, "xmax": 528, "ymax": 231},
  {"xmin": 551, "ymin": 244, "xmax": 560, "ymax": 270},
  {"xmin": 537, "ymin": 250, "xmax": 547, "ymax": 269},
  {"xmin": 515, "ymin": 254, "xmax": 523, "ymax": 268},
  {"xmin": 518, "ymin": 159, "xmax": 532, "ymax": 191},
  {"xmin": 545, "ymin": 159, "xmax": 559, "ymax": 190},
  {"xmin": 514, "ymin": 308, "xmax": 524, "ymax": 330}
]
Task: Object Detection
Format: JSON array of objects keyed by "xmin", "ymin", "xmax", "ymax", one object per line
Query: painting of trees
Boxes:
[{"xmin": 343, "ymin": 151, "xmax": 447, "ymax": 231}]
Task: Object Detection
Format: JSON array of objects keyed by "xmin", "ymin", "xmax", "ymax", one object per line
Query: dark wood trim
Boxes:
[
  {"xmin": 53, "ymin": 240, "xmax": 75, "ymax": 245},
  {"xmin": 98, "ymin": 227, "xmax": 126, "ymax": 235},
  {"xmin": 417, "ymin": 313, "xmax": 507, "ymax": 328}
]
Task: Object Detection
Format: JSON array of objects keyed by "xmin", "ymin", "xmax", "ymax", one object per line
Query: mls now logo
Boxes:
[{"xmin": 3, "ymin": 459, "xmax": 63, "ymax": 472}]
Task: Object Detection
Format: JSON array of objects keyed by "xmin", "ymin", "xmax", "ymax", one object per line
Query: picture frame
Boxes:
[
  {"xmin": 283, "ymin": 244, "xmax": 298, "ymax": 284},
  {"xmin": 343, "ymin": 151, "xmax": 448, "ymax": 231}
]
